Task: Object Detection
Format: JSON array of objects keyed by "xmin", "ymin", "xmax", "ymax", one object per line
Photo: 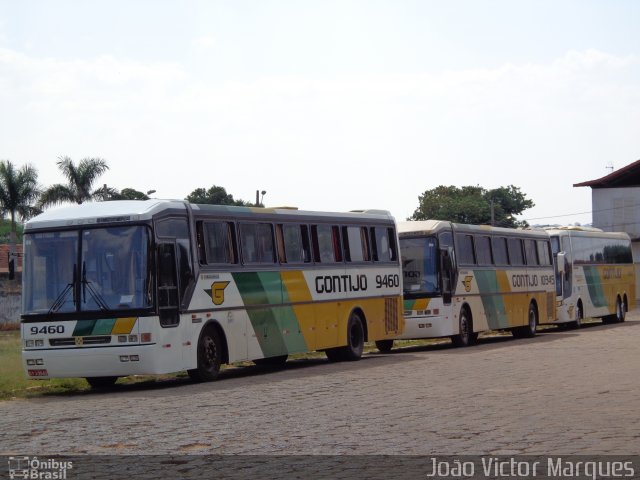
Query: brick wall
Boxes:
[
  {"xmin": 0, "ymin": 243, "xmax": 23, "ymax": 273},
  {"xmin": 0, "ymin": 272, "xmax": 21, "ymax": 325}
]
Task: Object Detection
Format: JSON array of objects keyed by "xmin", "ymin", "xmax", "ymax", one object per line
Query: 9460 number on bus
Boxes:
[
  {"xmin": 375, "ymin": 274, "xmax": 400, "ymax": 289},
  {"xmin": 30, "ymin": 325, "xmax": 65, "ymax": 335}
]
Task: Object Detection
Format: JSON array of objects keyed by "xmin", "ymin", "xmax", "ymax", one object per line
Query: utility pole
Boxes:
[{"xmin": 490, "ymin": 198, "xmax": 495, "ymax": 226}]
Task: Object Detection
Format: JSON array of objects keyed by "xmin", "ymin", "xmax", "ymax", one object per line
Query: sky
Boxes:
[{"xmin": 1, "ymin": 0, "xmax": 639, "ymax": 226}]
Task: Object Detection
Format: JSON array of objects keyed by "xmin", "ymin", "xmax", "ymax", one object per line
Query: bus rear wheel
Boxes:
[
  {"xmin": 86, "ymin": 376, "xmax": 118, "ymax": 389},
  {"xmin": 615, "ymin": 297, "xmax": 626, "ymax": 323},
  {"xmin": 604, "ymin": 298, "xmax": 625, "ymax": 324},
  {"xmin": 188, "ymin": 326, "xmax": 222, "ymax": 382},
  {"xmin": 326, "ymin": 312, "xmax": 365, "ymax": 362},
  {"xmin": 451, "ymin": 308, "xmax": 476, "ymax": 347},
  {"xmin": 375, "ymin": 340, "xmax": 394, "ymax": 353},
  {"xmin": 513, "ymin": 303, "xmax": 537, "ymax": 338}
]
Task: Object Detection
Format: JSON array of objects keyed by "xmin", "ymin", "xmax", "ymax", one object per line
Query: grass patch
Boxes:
[{"xmin": 0, "ymin": 331, "xmax": 92, "ymax": 400}]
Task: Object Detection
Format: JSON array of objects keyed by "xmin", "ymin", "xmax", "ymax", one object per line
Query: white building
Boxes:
[{"xmin": 574, "ymin": 159, "xmax": 640, "ymax": 299}]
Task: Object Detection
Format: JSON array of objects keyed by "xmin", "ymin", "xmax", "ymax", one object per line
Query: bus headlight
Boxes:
[
  {"xmin": 35, "ymin": 340, "xmax": 44, "ymax": 347},
  {"xmin": 25, "ymin": 340, "xmax": 34, "ymax": 348}
]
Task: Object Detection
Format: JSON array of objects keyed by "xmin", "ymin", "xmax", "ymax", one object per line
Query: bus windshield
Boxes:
[
  {"xmin": 23, "ymin": 225, "xmax": 153, "ymax": 315},
  {"xmin": 400, "ymin": 236, "xmax": 440, "ymax": 297}
]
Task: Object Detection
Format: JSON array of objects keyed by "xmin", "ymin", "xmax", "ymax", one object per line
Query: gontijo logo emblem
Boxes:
[
  {"xmin": 210, "ymin": 281, "xmax": 230, "ymax": 305},
  {"xmin": 462, "ymin": 275, "xmax": 473, "ymax": 293}
]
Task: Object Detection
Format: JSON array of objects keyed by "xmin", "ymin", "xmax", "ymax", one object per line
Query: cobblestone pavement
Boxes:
[{"xmin": 1, "ymin": 314, "xmax": 639, "ymax": 456}]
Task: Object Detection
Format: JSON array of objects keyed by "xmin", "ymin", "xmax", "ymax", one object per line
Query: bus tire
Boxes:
[
  {"xmin": 86, "ymin": 376, "xmax": 118, "ymax": 389},
  {"xmin": 188, "ymin": 326, "xmax": 222, "ymax": 382},
  {"xmin": 325, "ymin": 348, "xmax": 343, "ymax": 362},
  {"xmin": 254, "ymin": 355, "xmax": 288, "ymax": 367},
  {"xmin": 570, "ymin": 301, "xmax": 583, "ymax": 329},
  {"xmin": 451, "ymin": 307, "xmax": 476, "ymax": 347},
  {"xmin": 375, "ymin": 339, "xmax": 394, "ymax": 353},
  {"xmin": 513, "ymin": 303, "xmax": 537, "ymax": 338},
  {"xmin": 615, "ymin": 297, "xmax": 626, "ymax": 323},
  {"xmin": 326, "ymin": 311, "xmax": 365, "ymax": 361},
  {"xmin": 341, "ymin": 312, "xmax": 365, "ymax": 361}
]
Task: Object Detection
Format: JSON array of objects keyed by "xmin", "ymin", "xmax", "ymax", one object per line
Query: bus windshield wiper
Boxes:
[
  {"xmin": 82, "ymin": 262, "xmax": 110, "ymax": 311},
  {"xmin": 48, "ymin": 266, "xmax": 77, "ymax": 314}
]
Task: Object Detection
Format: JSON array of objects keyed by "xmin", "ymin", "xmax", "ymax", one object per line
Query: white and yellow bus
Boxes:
[
  {"xmin": 547, "ymin": 227, "xmax": 635, "ymax": 327},
  {"xmin": 21, "ymin": 200, "xmax": 403, "ymax": 387},
  {"xmin": 375, "ymin": 221, "xmax": 556, "ymax": 351}
]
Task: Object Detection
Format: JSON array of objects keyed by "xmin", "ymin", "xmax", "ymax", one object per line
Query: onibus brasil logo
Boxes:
[{"xmin": 8, "ymin": 456, "xmax": 73, "ymax": 479}]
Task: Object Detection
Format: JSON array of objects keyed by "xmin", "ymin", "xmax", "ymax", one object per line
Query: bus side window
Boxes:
[
  {"xmin": 508, "ymin": 238, "xmax": 525, "ymax": 266},
  {"xmin": 332, "ymin": 226, "xmax": 343, "ymax": 262},
  {"xmin": 492, "ymin": 237, "xmax": 509, "ymax": 265},
  {"xmin": 537, "ymin": 240, "xmax": 551, "ymax": 266},
  {"xmin": 312, "ymin": 225, "xmax": 339, "ymax": 263},
  {"xmin": 275, "ymin": 225, "xmax": 287, "ymax": 263},
  {"xmin": 342, "ymin": 226, "xmax": 368, "ymax": 262},
  {"xmin": 524, "ymin": 239, "xmax": 539, "ymax": 266},
  {"xmin": 279, "ymin": 224, "xmax": 311, "ymax": 264},
  {"xmin": 475, "ymin": 235, "xmax": 493, "ymax": 266},
  {"xmin": 200, "ymin": 221, "xmax": 237, "ymax": 265},
  {"xmin": 455, "ymin": 234, "xmax": 476, "ymax": 265},
  {"xmin": 239, "ymin": 223, "xmax": 275, "ymax": 264}
]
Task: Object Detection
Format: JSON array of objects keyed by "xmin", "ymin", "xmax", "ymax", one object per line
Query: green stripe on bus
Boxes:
[
  {"xmin": 91, "ymin": 318, "xmax": 117, "ymax": 335},
  {"xmin": 403, "ymin": 299, "xmax": 416, "ymax": 310},
  {"xmin": 474, "ymin": 270, "xmax": 509, "ymax": 329},
  {"xmin": 73, "ymin": 319, "xmax": 97, "ymax": 336},
  {"xmin": 279, "ymin": 282, "xmax": 309, "ymax": 353},
  {"xmin": 234, "ymin": 271, "xmax": 306, "ymax": 356},
  {"xmin": 233, "ymin": 272, "xmax": 281, "ymax": 305},
  {"xmin": 583, "ymin": 266, "xmax": 608, "ymax": 308}
]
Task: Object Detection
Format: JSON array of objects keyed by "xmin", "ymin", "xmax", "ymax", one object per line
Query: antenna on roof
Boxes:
[{"xmin": 606, "ymin": 162, "xmax": 614, "ymax": 173}]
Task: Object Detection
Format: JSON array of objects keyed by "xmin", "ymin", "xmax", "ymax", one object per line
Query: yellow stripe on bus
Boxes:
[
  {"xmin": 412, "ymin": 298, "xmax": 431, "ymax": 311},
  {"xmin": 111, "ymin": 317, "xmax": 137, "ymax": 334},
  {"xmin": 281, "ymin": 271, "xmax": 313, "ymax": 303}
]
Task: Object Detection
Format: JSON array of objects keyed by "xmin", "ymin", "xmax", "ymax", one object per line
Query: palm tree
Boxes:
[
  {"xmin": 39, "ymin": 156, "xmax": 109, "ymax": 207},
  {"xmin": 0, "ymin": 160, "xmax": 41, "ymax": 276}
]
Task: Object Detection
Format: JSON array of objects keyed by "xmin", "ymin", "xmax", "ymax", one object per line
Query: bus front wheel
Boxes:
[
  {"xmin": 188, "ymin": 326, "xmax": 222, "ymax": 382},
  {"xmin": 452, "ymin": 308, "xmax": 476, "ymax": 347}
]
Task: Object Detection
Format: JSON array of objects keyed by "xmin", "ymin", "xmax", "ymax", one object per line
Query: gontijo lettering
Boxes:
[{"xmin": 315, "ymin": 274, "xmax": 368, "ymax": 293}]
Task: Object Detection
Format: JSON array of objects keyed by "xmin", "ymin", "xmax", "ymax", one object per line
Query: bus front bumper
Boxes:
[{"xmin": 22, "ymin": 344, "xmax": 173, "ymax": 379}]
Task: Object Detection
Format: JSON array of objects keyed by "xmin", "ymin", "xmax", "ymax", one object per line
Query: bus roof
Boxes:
[
  {"xmin": 545, "ymin": 227, "xmax": 631, "ymax": 240},
  {"xmin": 398, "ymin": 220, "xmax": 548, "ymax": 238},
  {"xmin": 25, "ymin": 200, "xmax": 396, "ymax": 231}
]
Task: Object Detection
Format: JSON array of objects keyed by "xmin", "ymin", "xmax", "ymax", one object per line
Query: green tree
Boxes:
[
  {"xmin": 39, "ymin": 156, "xmax": 109, "ymax": 207},
  {"xmin": 410, "ymin": 184, "xmax": 534, "ymax": 228},
  {"xmin": 108, "ymin": 188, "xmax": 150, "ymax": 200},
  {"xmin": 186, "ymin": 185, "xmax": 253, "ymax": 206},
  {"xmin": 0, "ymin": 160, "xmax": 41, "ymax": 275}
]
